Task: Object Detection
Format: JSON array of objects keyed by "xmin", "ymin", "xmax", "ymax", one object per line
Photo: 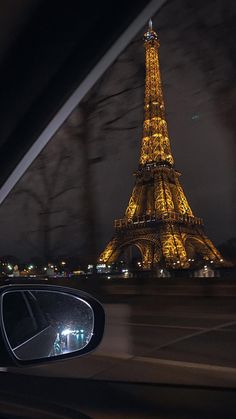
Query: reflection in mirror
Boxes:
[{"xmin": 2, "ymin": 290, "xmax": 94, "ymax": 361}]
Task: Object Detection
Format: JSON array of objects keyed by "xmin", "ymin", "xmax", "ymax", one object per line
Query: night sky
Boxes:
[{"xmin": 0, "ymin": 0, "xmax": 235, "ymax": 263}]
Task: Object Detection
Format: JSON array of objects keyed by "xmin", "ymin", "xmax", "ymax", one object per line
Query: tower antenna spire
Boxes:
[{"xmin": 148, "ymin": 18, "xmax": 152, "ymax": 30}]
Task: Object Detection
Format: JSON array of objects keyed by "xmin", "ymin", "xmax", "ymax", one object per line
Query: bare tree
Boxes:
[
  {"xmin": 16, "ymin": 140, "xmax": 80, "ymax": 262},
  {"xmin": 14, "ymin": 38, "xmax": 145, "ymax": 264}
]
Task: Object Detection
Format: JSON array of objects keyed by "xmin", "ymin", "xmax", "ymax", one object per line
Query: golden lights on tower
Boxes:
[
  {"xmin": 99, "ymin": 19, "xmax": 224, "ymax": 270},
  {"xmin": 140, "ymin": 20, "xmax": 174, "ymax": 167}
]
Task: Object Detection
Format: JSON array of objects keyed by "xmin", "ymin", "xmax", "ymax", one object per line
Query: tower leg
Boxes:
[
  {"xmin": 100, "ymin": 236, "xmax": 162, "ymax": 271},
  {"xmin": 99, "ymin": 237, "xmax": 121, "ymax": 264},
  {"xmin": 160, "ymin": 224, "xmax": 189, "ymax": 268},
  {"xmin": 185, "ymin": 230, "xmax": 222, "ymax": 265}
]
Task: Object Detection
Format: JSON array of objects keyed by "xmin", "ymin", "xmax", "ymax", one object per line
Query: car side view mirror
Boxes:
[{"xmin": 0, "ymin": 284, "xmax": 105, "ymax": 366}]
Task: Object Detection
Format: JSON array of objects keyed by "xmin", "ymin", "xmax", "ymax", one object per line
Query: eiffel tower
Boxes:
[{"xmin": 99, "ymin": 20, "xmax": 224, "ymax": 270}]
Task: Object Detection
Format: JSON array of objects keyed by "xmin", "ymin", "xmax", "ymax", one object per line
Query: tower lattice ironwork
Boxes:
[{"xmin": 99, "ymin": 20, "xmax": 224, "ymax": 270}]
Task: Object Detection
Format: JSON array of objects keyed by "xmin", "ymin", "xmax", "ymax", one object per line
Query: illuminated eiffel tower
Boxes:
[{"xmin": 99, "ymin": 20, "xmax": 224, "ymax": 270}]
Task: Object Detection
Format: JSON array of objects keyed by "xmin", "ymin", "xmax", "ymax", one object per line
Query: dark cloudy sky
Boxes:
[{"xmin": 0, "ymin": 0, "xmax": 235, "ymax": 262}]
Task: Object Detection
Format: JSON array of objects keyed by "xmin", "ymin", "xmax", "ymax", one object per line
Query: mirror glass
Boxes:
[{"xmin": 2, "ymin": 290, "xmax": 94, "ymax": 360}]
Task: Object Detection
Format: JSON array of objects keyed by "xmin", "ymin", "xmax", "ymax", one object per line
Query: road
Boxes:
[{"xmin": 7, "ymin": 284, "xmax": 236, "ymax": 388}]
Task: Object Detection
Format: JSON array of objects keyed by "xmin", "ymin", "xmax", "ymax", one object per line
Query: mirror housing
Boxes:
[{"xmin": 0, "ymin": 284, "xmax": 105, "ymax": 366}]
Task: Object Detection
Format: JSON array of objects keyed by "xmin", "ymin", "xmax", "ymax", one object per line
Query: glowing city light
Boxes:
[{"xmin": 61, "ymin": 328, "xmax": 72, "ymax": 336}]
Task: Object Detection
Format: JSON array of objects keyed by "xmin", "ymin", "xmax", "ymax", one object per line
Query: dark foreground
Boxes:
[
  {"xmin": 0, "ymin": 277, "xmax": 235, "ymax": 417},
  {"xmin": 1, "ymin": 372, "xmax": 236, "ymax": 418},
  {"xmin": 5, "ymin": 277, "xmax": 236, "ymax": 388}
]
